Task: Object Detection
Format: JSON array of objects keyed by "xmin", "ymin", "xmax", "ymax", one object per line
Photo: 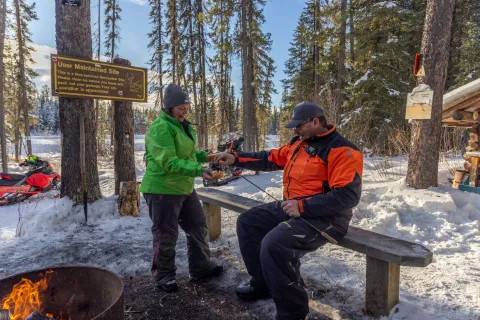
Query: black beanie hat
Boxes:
[{"xmin": 164, "ymin": 84, "xmax": 190, "ymax": 109}]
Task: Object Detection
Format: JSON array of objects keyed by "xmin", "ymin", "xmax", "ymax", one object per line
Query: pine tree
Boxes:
[
  {"xmin": 237, "ymin": 0, "xmax": 275, "ymax": 151},
  {"xmin": 104, "ymin": 0, "xmax": 121, "ymax": 60},
  {"xmin": 148, "ymin": 0, "xmax": 165, "ymax": 108},
  {"xmin": 165, "ymin": 0, "xmax": 180, "ymax": 84},
  {"xmin": 446, "ymin": 0, "xmax": 480, "ymax": 90},
  {"xmin": 14, "ymin": 0, "xmax": 38, "ymax": 156},
  {"xmin": 196, "ymin": 0, "xmax": 208, "ymax": 148},
  {"xmin": 206, "ymin": 0, "xmax": 235, "ymax": 141}
]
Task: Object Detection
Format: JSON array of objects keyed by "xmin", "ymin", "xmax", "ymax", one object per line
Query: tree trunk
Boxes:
[
  {"xmin": 14, "ymin": 0, "xmax": 32, "ymax": 155},
  {"xmin": 96, "ymin": 0, "xmax": 101, "ymax": 155},
  {"xmin": 158, "ymin": 0, "xmax": 164, "ymax": 107},
  {"xmin": 407, "ymin": 0, "xmax": 456, "ymax": 189},
  {"xmin": 109, "ymin": 0, "xmax": 117, "ymax": 149},
  {"xmin": 349, "ymin": 0, "xmax": 355, "ymax": 63},
  {"xmin": 197, "ymin": 0, "xmax": 207, "ymax": 149},
  {"xmin": 170, "ymin": 0, "xmax": 177, "ymax": 83},
  {"xmin": 188, "ymin": 0, "xmax": 199, "ymax": 130},
  {"xmin": 55, "ymin": 0, "xmax": 101, "ymax": 202},
  {"xmin": 445, "ymin": 3, "xmax": 461, "ymax": 91},
  {"xmin": 242, "ymin": 0, "xmax": 254, "ymax": 151},
  {"xmin": 14, "ymin": 106, "xmax": 20, "ymax": 161},
  {"xmin": 118, "ymin": 181, "xmax": 139, "ymax": 216},
  {"xmin": 335, "ymin": 0, "xmax": 347, "ymax": 125},
  {"xmin": 314, "ymin": 0, "xmax": 321, "ymax": 100},
  {"xmin": 0, "ymin": 0, "xmax": 7, "ymax": 171},
  {"xmin": 113, "ymin": 58, "xmax": 136, "ymax": 195}
]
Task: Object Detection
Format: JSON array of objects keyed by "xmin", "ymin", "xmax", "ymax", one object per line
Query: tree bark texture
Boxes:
[
  {"xmin": 14, "ymin": 0, "xmax": 32, "ymax": 155},
  {"xmin": 407, "ymin": 0, "xmax": 456, "ymax": 189},
  {"xmin": 242, "ymin": 0, "xmax": 254, "ymax": 151},
  {"xmin": 113, "ymin": 58, "xmax": 136, "ymax": 195},
  {"xmin": 335, "ymin": 0, "xmax": 347, "ymax": 125},
  {"xmin": 0, "ymin": 0, "xmax": 7, "ymax": 171},
  {"xmin": 55, "ymin": 0, "xmax": 101, "ymax": 202},
  {"xmin": 188, "ymin": 0, "xmax": 198, "ymax": 131}
]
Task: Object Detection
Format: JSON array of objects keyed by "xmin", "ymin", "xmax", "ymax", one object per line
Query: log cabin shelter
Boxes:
[{"xmin": 442, "ymin": 78, "xmax": 480, "ymax": 127}]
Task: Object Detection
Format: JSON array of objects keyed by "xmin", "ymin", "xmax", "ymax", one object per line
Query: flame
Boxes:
[{"xmin": 1, "ymin": 270, "xmax": 53, "ymax": 320}]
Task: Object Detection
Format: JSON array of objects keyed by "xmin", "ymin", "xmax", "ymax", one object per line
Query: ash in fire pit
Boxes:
[{"xmin": 0, "ymin": 266, "xmax": 124, "ymax": 320}]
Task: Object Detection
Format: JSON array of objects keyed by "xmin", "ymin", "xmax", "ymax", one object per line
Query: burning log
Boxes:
[{"xmin": 25, "ymin": 312, "xmax": 52, "ymax": 320}]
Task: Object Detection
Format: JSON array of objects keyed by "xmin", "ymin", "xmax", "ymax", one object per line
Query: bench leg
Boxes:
[
  {"xmin": 365, "ymin": 256, "xmax": 400, "ymax": 317},
  {"xmin": 203, "ymin": 202, "xmax": 221, "ymax": 242}
]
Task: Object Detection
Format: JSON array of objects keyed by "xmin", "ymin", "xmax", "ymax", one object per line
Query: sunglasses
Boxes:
[{"xmin": 294, "ymin": 119, "xmax": 312, "ymax": 130}]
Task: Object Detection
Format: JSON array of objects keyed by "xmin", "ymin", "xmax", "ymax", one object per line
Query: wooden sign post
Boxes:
[{"xmin": 79, "ymin": 118, "xmax": 87, "ymax": 222}]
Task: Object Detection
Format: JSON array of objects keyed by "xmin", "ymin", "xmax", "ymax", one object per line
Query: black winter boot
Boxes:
[
  {"xmin": 236, "ymin": 280, "xmax": 272, "ymax": 301},
  {"xmin": 157, "ymin": 280, "xmax": 178, "ymax": 293}
]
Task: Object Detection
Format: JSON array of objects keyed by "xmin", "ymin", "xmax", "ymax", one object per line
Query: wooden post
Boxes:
[
  {"xmin": 469, "ymin": 156, "xmax": 479, "ymax": 187},
  {"xmin": 118, "ymin": 181, "xmax": 140, "ymax": 217},
  {"xmin": 203, "ymin": 202, "xmax": 221, "ymax": 241},
  {"xmin": 79, "ymin": 118, "xmax": 87, "ymax": 222},
  {"xmin": 365, "ymin": 256, "xmax": 400, "ymax": 317}
]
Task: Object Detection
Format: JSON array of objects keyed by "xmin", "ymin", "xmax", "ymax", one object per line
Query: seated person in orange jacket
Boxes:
[{"xmin": 214, "ymin": 102, "xmax": 363, "ymax": 320}]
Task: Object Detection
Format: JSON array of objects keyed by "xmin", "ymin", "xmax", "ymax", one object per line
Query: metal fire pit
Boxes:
[{"xmin": 0, "ymin": 266, "xmax": 124, "ymax": 320}]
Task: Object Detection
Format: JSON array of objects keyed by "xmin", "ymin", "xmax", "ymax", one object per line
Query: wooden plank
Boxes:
[
  {"xmin": 197, "ymin": 188, "xmax": 264, "ymax": 212},
  {"xmin": 196, "ymin": 188, "xmax": 433, "ymax": 267},
  {"xmin": 365, "ymin": 256, "xmax": 400, "ymax": 317},
  {"xmin": 442, "ymin": 120, "xmax": 476, "ymax": 128},
  {"xmin": 465, "ymin": 152, "xmax": 480, "ymax": 158},
  {"xmin": 443, "ymin": 90, "xmax": 480, "ymax": 112},
  {"xmin": 340, "ymin": 227, "xmax": 432, "ymax": 267},
  {"xmin": 203, "ymin": 202, "xmax": 221, "ymax": 242}
]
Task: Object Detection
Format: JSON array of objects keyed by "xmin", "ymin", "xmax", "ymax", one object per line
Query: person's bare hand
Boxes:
[
  {"xmin": 202, "ymin": 168, "xmax": 215, "ymax": 180},
  {"xmin": 214, "ymin": 152, "xmax": 236, "ymax": 167},
  {"xmin": 281, "ymin": 200, "xmax": 300, "ymax": 217},
  {"xmin": 206, "ymin": 153, "xmax": 217, "ymax": 162}
]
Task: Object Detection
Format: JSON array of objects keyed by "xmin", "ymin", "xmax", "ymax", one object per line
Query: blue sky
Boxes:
[{"xmin": 28, "ymin": 0, "xmax": 306, "ymax": 106}]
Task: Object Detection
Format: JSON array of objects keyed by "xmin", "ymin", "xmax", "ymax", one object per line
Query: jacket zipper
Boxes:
[{"xmin": 286, "ymin": 144, "xmax": 303, "ymax": 199}]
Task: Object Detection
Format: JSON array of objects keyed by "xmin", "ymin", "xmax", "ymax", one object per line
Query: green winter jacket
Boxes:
[{"xmin": 139, "ymin": 111, "xmax": 208, "ymax": 195}]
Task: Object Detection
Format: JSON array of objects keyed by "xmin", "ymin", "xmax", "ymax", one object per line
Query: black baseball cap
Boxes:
[{"xmin": 285, "ymin": 102, "xmax": 325, "ymax": 128}]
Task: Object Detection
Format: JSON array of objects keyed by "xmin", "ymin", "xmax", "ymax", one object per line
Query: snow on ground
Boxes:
[{"xmin": 0, "ymin": 138, "xmax": 479, "ymax": 319}]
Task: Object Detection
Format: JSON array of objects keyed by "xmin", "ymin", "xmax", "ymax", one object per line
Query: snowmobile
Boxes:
[
  {"xmin": 0, "ymin": 155, "xmax": 61, "ymax": 205},
  {"xmin": 203, "ymin": 136, "xmax": 258, "ymax": 187}
]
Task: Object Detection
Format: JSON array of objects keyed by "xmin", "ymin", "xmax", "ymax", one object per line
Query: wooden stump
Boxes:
[
  {"xmin": 118, "ymin": 181, "xmax": 140, "ymax": 217},
  {"xmin": 203, "ymin": 202, "xmax": 221, "ymax": 242}
]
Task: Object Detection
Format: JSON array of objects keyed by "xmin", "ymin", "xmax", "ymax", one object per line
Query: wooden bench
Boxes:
[{"xmin": 197, "ymin": 187, "xmax": 433, "ymax": 317}]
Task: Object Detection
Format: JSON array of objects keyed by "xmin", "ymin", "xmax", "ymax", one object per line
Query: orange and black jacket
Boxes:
[{"xmin": 232, "ymin": 125, "xmax": 363, "ymax": 230}]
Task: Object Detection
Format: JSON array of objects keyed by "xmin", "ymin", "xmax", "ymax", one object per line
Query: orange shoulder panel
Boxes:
[{"xmin": 327, "ymin": 147, "xmax": 363, "ymax": 188}]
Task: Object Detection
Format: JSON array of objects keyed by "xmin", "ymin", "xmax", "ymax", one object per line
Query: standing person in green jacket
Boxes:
[{"xmin": 139, "ymin": 84, "xmax": 223, "ymax": 293}]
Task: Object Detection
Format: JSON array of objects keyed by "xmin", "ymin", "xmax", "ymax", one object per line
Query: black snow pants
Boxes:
[
  {"xmin": 237, "ymin": 201, "xmax": 347, "ymax": 320},
  {"xmin": 144, "ymin": 190, "xmax": 215, "ymax": 286}
]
